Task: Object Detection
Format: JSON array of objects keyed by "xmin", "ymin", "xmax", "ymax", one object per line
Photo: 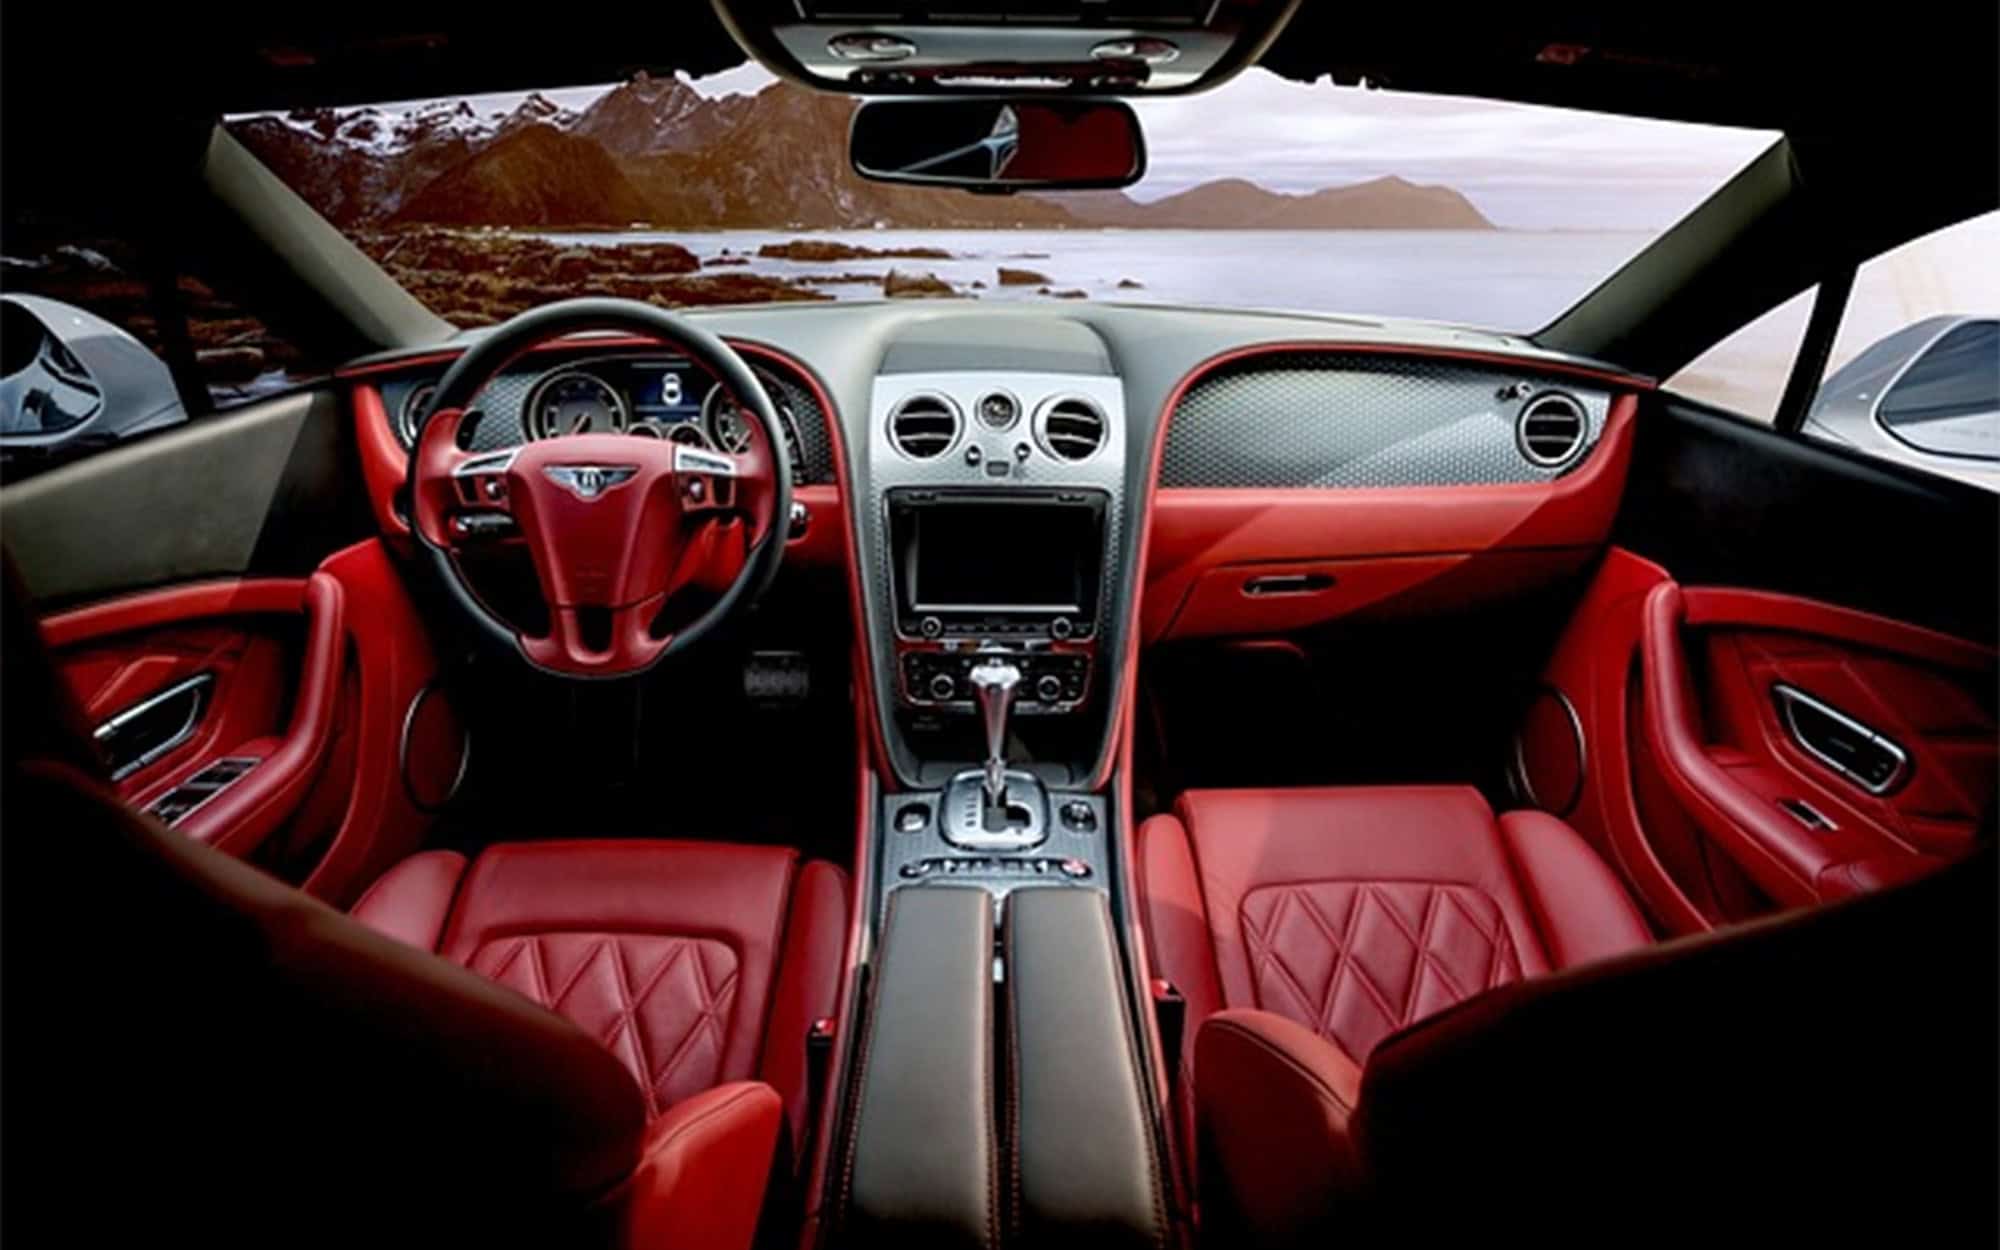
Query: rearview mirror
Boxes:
[{"xmin": 849, "ymin": 99, "xmax": 1145, "ymax": 192}]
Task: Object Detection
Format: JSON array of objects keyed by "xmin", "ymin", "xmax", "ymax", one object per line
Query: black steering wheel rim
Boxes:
[{"xmin": 406, "ymin": 297, "xmax": 793, "ymax": 679}]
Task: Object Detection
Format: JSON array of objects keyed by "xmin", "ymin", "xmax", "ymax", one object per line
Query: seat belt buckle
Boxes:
[
  {"xmin": 803, "ymin": 1016, "xmax": 836, "ymax": 1158},
  {"xmin": 1151, "ymin": 978, "xmax": 1186, "ymax": 1074}
]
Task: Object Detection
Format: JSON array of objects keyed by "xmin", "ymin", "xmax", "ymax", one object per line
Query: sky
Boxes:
[{"xmin": 342, "ymin": 62, "xmax": 1780, "ymax": 232}]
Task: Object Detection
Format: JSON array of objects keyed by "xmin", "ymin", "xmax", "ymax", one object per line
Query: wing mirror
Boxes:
[
  {"xmin": 0, "ymin": 295, "xmax": 184, "ymax": 450},
  {"xmin": 849, "ymin": 98, "xmax": 1146, "ymax": 192}
]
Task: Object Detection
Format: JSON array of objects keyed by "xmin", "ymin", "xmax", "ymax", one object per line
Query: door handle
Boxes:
[
  {"xmin": 1770, "ymin": 684, "xmax": 1909, "ymax": 794},
  {"xmin": 94, "ymin": 672, "xmax": 213, "ymax": 780},
  {"xmin": 1242, "ymin": 573, "xmax": 1334, "ymax": 596}
]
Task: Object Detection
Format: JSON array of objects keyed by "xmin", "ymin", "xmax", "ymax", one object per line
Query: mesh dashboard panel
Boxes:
[{"xmin": 1160, "ymin": 353, "xmax": 1609, "ymax": 489}]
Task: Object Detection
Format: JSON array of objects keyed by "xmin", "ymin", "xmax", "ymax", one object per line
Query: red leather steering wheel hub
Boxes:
[{"xmin": 406, "ymin": 299, "xmax": 791, "ymax": 678}]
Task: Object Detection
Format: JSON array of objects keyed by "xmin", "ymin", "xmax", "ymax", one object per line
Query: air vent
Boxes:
[
  {"xmin": 887, "ymin": 392, "xmax": 962, "ymax": 459},
  {"xmin": 1033, "ymin": 396, "xmax": 1107, "ymax": 462},
  {"xmin": 1515, "ymin": 392, "xmax": 1587, "ymax": 467}
]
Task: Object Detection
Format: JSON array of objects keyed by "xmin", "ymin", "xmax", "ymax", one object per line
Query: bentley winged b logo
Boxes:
[{"xmin": 543, "ymin": 464, "xmax": 638, "ymax": 500}]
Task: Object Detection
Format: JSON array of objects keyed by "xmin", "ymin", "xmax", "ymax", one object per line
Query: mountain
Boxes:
[
  {"xmin": 572, "ymin": 71, "xmax": 752, "ymax": 158},
  {"xmin": 229, "ymin": 79, "xmax": 1494, "ymax": 232},
  {"xmin": 1049, "ymin": 176, "xmax": 1494, "ymax": 229},
  {"xmin": 392, "ymin": 124, "xmax": 654, "ymax": 227}
]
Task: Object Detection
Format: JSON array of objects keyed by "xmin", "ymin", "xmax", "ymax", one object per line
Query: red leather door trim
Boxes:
[
  {"xmin": 176, "ymin": 572, "xmax": 346, "ymax": 858},
  {"xmin": 42, "ymin": 579, "xmax": 308, "ymax": 649},
  {"xmin": 1639, "ymin": 582, "xmax": 1952, "ymax": 909},
  {"xmin": 1681, "ymin": 587, "xmax": 1997, "ymax": 673}
]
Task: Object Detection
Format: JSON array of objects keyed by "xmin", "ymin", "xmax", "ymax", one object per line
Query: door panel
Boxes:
[
  {"xmin": 1518, "ymin": 396, "xmax": 1997, "ymax": 933},
  {"xmin": 4, "ymin": 387, "xmax": 453, "ymax": 904}
]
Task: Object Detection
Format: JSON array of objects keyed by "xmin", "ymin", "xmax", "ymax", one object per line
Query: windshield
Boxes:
[{"xmin": 227, "ymin": 64, "xmax": 1776, "ymax": 331}]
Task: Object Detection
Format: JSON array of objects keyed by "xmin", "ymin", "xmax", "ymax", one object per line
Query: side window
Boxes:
[
  {"xmin": 1804, "ymin": 210, "xmax": 1999, "ymax": 487},
  {"xmin": 1667, "ymin": 286, "xmax": 1817, "ymax": 422},
  {"xmin": 1, "ymin": 227, "xmax": 326, "ymax": 481}
]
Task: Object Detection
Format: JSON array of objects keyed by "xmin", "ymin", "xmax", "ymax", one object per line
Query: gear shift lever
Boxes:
[{"xmin": 969, "ymin": 659, "xmax": 1020, "ymax": 810}]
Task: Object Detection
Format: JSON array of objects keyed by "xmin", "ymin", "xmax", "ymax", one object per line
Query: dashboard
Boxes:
[
  {"xmin": 340, "ymin": 302, "xmax": 1649, "ymax": 790},
  {"xmin": 372, "ymin": 351, "xmax": 836, "ymax": 484}
]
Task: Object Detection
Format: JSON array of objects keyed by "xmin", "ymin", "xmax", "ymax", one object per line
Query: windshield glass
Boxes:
[{"xmin": 227, "ymin": 64, "xmax": 1776, "ymax": 331}]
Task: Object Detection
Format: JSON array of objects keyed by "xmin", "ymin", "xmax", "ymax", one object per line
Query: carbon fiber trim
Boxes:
[
  {"xmin": 1160, "ymin": 353, "xmax": 1611, "ymax": 488},
  {"xmin": 378, "ymin": 355, "xmax": 837, "ymax": 484}
]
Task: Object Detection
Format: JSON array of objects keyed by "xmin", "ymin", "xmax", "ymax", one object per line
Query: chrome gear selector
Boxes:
[
  {"xmin": 969, "ymin": 659, "xmax": 1021, "ymax": 809},
  {"xmin": 940, "ymin": 658, "xmax": 1047, "ymax": 850}
]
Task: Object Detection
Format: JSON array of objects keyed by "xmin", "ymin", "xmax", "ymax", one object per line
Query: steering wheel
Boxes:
[{"xmin": 405, "ymin": 299, "xmax": 792, "ymax": 679}]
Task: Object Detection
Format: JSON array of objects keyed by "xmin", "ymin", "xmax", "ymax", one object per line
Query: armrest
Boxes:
[
  {"xmin": 182, "ymin": 571, "xmax": 346, "ymax": 857},
  {"xmin": 840, "ymin": 886, "xmax": 997, "ymax": 1249},
  {"xmin": 1195, "ymin": 1009, "xmax": 1364, "ymax": 1250},
  {"xmin": 1004, "ymin": 887, "xmax": 1168, "ymax": 1249},
  {"xmin": 611, "ymin": 1081, "xmax": 783, "ymax": 1250}
]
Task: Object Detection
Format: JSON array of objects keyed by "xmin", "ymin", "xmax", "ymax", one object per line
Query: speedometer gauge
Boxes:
[{"xmin": 526, "ymin": 370, "xmax": 627, "ymax": 440}]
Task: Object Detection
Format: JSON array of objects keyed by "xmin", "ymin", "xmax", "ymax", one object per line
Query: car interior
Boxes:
[{"xmin": 2, "ymin": 3, "xmax": 1995, "ymax": 1247}]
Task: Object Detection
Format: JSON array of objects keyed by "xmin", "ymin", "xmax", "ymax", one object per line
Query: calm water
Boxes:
[{"xmin": 537, "ymin": 228, "xmax": 1655, "ymax": 333}]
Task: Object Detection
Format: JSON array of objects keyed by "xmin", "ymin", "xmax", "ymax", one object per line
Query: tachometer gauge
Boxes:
[
  {"xmin": 701, "ymin": 383, "xmax": 756, "ymax": 454},
  {"xmin": 526, "ymin": 370, "xmax": 628, "ymax": 440}
]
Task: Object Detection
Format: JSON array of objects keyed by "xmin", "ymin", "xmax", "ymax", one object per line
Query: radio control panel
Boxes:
[{"xmin": 900, "ymin": 647, "xmax": 1091, "ymax": 714}]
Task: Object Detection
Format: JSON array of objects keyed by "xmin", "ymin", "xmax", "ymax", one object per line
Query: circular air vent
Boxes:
[
  {"xmin": 1515, "ymin": 391, "xmax": 1587, "ymax": 467},
  {"xmin": 398, "ymin": 383, "xmax": 438, "ymax": 446},
  {"xmin": 1033, "ymin": 396, "xmax": 1107, "ymax": 462},
  {"xmin": 887, "ymin": 392, "xmax": 961, "ymax": 459}
]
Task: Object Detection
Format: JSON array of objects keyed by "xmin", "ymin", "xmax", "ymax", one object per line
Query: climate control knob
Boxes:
[
  {"xmin": 928, "ymin": 672, "xmax": 957, "ymax": 702},
  {"xmin": 1035, "ymin": 674, "xmax": 1064, "ymax": 703}
]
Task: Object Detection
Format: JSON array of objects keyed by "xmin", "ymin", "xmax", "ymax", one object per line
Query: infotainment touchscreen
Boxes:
[{"xmin": 909, "ymin": 501, "xmax": 1095, "ymax": 613}]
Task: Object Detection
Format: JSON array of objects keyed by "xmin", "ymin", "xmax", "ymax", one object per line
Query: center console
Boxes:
[{"xmin": 828, "ymin": 321, "xmax": 1169, "ymax": 1246}]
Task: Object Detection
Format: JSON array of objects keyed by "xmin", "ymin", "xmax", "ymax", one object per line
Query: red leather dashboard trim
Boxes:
[
  {"xmin": 731, "ymin": 341, "xmax": 887, "ymax": 786},
  {"xmin": 1105, "ymin": 343, "xmax": 1642, "ymax": 787},
  {"xmin": 353, "ymin": 385, "xmax": 412, "ymax": 540},
  {"xmin": 1144, "ymin": 392, "xmax": 1636, "ymax": 642},
  {"xmin": 1681, "ymin": 587, "xmax": 1997, "ymax": 674},
  {"xmin": 42, "ymin": 579, "xmax": 308, "ymax": 648}
]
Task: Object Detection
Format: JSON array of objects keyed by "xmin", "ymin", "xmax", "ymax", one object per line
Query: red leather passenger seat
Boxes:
[
  {"xmin": 1135, "ymin": 783, "xmax": 1994, "ymax": 1246},
  {"xmin": 354, "ymin": 840, "xmax": 846, "ymax": 1143},
  {"xmin": 1136, "ymin": 784, "xmax": 1652, "ymax": 1191},
  {"xmin": 1139, "ymin": 785, "xmax": 1652, "ymax": 1074}
]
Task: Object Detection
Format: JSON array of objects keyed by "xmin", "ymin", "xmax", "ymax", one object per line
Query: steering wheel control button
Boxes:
[{"xmin": 1061, "ymin": 801, "xmax": 1097, "ymax": 833}]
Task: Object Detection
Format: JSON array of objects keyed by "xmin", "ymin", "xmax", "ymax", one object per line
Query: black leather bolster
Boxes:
[
  {"xmin": 839, "ymin": 886, "xmax": 997, "ymax": 1249},
  {"xmin": 1004, "ymin": 887, "xmax": 1169, "ymax": 1249}
]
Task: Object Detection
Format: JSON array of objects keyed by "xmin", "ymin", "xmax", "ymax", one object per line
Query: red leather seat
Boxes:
[
  {"xmin": 1137, "ymin": 786, "xmax": 1653, "ymax": 1232},
  {"xmin": 1137, "ymin": 784, "xmax": 1997, "ymax": 1246},
  {"xmin": 352, "ymin": 840, "xmax": 846, "ymax": 1141},
  {"xmin": 0, "ymin": 561, "xmax": 847, "ymax": 1249},
  {"xmin": 1139, "ymin": 785, "xmax": 1652, "ymax": 1084}
]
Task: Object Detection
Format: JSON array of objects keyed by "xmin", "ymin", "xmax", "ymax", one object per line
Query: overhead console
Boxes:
[{"xmin": 714, "ymin": 0, "xmax": 1300, "ymax": 94}]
